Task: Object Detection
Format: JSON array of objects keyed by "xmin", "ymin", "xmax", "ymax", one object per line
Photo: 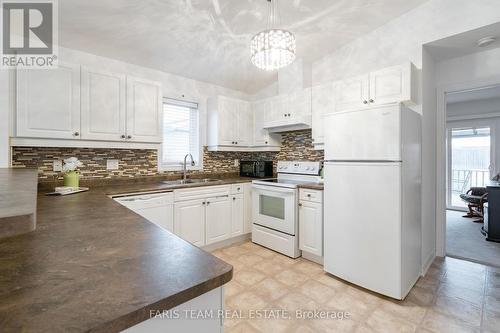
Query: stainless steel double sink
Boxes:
[{"xmin": 161, "ymin": 178, "xmax": 222, "ymax": 187}]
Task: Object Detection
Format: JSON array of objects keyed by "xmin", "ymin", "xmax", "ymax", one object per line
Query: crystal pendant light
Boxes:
[{"xmin": 250, "ymin": 0, "xmax": 296, "ymax": 71}]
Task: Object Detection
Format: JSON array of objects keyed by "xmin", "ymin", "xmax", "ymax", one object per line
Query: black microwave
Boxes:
[{"xmin": 240, "ymin": 161, "xmax": 273, "ymax": 178}]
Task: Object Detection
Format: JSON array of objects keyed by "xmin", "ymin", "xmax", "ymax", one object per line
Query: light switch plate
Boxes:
[
  {"xmin": 106, "ymin": 159, "xmax": 119, "ymax": 170},
  {"xmin": 234, "ymin": 159, "xmax": 239, "ymax": 167},
  {"xmin": 53, "ymin": 160, "xmax": 62, "ymax": 172}
]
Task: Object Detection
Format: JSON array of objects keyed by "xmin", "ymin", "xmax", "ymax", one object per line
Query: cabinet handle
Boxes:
[
  {"xmin": 284, "ymin": 113, "xmax": 287, "ymax": 117},
  {"xmin": 307, "ymin": 194, "xmax": 311, "ymax": 197},
  {"xmin": 73, "ymin": 132, "xmax": 79, "ymax": 137},
  {"xmin": 235, "ymin": 141, "xmax": 238, "ymax": 145},
  {"xmin": 121, "ymin": 134, "xmax": 126, "ymax": 139},
  {"xmin": 287, "ymin": 113, "xmax": 291, "ymax": 117},
  {"xmin": 369, "ymin": 99, "xmax": 374, "ymax": 103},
  {"xmin": 202, "ymin": 201, "xmax": 206, "ymax": 205},
  {"xmin": 206, "ymin": 201, "xmax": 210, "ymax": 205},
  {"xmin": 233, "ymin": 197, "xmax": 236, "ymax": 201},
  {"xmin": 127, "ymin": 135, "xmax": 132, "ymax": 139},
  {"xmin": 363, "ymin": 100, "xmax": 368, "ymax": 104},
  {"xmin": 265, "ymin": 141, "xmax": 268, "ymax": 144},
  {"xmin": 298, "ymin": 203, "xmax": 303, "ymax": 207}
]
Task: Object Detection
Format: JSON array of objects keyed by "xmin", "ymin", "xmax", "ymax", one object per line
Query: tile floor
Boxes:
[{"xmin": 211, "ymin": 241, "xmax": 500, "ymax": 333}]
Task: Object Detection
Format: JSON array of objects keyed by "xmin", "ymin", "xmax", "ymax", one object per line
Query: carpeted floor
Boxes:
[{"xmin": 446, "ymin": 210, "xmax": 500, "ymax": 267}]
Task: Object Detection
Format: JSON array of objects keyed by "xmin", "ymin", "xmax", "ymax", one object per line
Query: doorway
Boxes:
[
  {"xmin": 443, "ymin": 85, "xmax": 500, "ymax": 267},
  {"xmin": 447, "ymin": 122, "xmax": 493, "ymax": 210}
]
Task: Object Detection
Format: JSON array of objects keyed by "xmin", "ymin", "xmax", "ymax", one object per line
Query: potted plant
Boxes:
[{"xmin": 62, "ymin": 157, "xmax": 83, "ymax": 189}]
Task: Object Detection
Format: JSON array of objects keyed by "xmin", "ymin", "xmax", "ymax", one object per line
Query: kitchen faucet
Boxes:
[{"xmin": 183, "ymin": 153, "xmax": 195, "ymax": 180}]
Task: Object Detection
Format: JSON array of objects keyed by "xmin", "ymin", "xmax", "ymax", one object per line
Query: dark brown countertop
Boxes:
[
  {"xmin": 103, "ymin": 177, "xmax": 255, "ymax": 197},
  {"xmin": 0, "ymin": 178, "xmax": 249, "ymax": 332},
  {"xmin": 297, "ymin": 182, "xmax": 324, "ymax": 190}
]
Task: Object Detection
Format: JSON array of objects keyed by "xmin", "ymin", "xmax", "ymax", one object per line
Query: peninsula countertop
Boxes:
[{"xmin": 0, "ymin": 179, "xmax": 249, "ymax": 332}]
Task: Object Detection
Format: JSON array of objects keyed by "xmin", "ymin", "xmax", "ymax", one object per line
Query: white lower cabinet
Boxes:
[
  {"xmin": 298, "ymin": 189, "xmax": 323, "ymax": 257},
  {"xmin": 174, "ymin": 199, "xmax": 206, "ymax": 247},
  {"xmin": 173, "ymin": 183, "xmax": 251, "ymax": 248},
  {"xmin": 243, "ymin": 183, "xmax": 253, "ymax": 233},
  {"xmin": 205, "ymin": 197, "xmax": 232, "ymax": 245},
  {"xmin": 231, "ymin": 193, "xmax": 244, "ymax": 237}
]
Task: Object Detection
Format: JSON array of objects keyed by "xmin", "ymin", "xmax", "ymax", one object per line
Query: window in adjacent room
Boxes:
[{"xmin": 159, "ymin": 98, "xmax": 201, "ymax": 170}]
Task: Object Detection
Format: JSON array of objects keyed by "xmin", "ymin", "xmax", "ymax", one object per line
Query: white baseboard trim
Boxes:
[
  {"xmin": 202, "ymin": 233, "xmax": 251, "ymax": 252},
  {"xmin": 421, "ymin": 250, "xmax": 436, "ymax": 276},
  {"xmin": 301, "ymin": 251, "xmax": 323, "ymax": 265}
]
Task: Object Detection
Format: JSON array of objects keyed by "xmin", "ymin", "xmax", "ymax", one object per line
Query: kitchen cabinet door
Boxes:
[
  {"xmin": 236, "ymin": 101, "xmax": 253, "ymax": 146},
  {"xmin": 289, "ymin": 88, "xmax": 312, "ymax": 119},
  {"xmin": 369, "ymin": 63, "xmax": 414, "ymax": 106},
  {"xmin": 205, "ymin": 197, "xmax": 231, "ymax": 245},
  {"xmin": 218, "ymin": 97, "xmax": 237, "ymax": 145},
  {"xmin": 231, "ymin": 194, "xmax": 244, "ymax": 237},
  {"xmin": 164, "ymin": 203, "xmax": 174, "ymax": 233},
  {"xmin": 174, "ymin": 199, "xmax": 206, "ymax": 247},
  {"xmin": 243, "ymin": 183, "xmax": 253, "ymax": 233},
  {"xmin": 335, "ymin": 74, "xmax": 369, "ymax": 112},
  {"xmin": 311, "ymin": 82, "xmax": 335, "ymax": 147},
  {"xmin": 299, "ymin": 200, "xmax": 323, "ymax": 256},
  {"xmin": 81, "ymin": 67, "xmax": 126, "ymax": 141},
  {"xmin": 126, "ymin": 76, "xmax": 162, "ymax": 143},
  {"xmin": 16, "ymin": 62, "xmax": 81, "ymax": 139},
  {"xmin": 253, "ymin": 100, "xmax": 270, "ymax": 146},
  {"xmin": 268, "ymin": 95, "xmax": 288, "ymax": 122}
]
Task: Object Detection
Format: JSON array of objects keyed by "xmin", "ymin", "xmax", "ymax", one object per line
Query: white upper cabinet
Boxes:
[
  {"xmin": 236, "ymin": 101, "xmax": 253, "ymax": 146},
  {"xmin": 334, "ymin": 62, "xmax": 416, "ymax": 112},
  {"xmin": 126, "ymin": 76, "xmax": 162, "ymax": 143},
  {"xmin": 207, "ymin": 96, "xmax": 256, "ymax": 150},
  {"xmin": 15, "ymin": 63, "xmax": 162, "ymax": 146},
  {"xmin": 311, "ymin": 82, "xmax": 335, "ymax": 148},
  {"xmin": 335, "ymin": 74, "xmax": 370, "ymax": 112},
  {"xmin": 268, "ymin": 94, "xmax": 288, "ymax": 122},
  {"xmin": 252, "ymin": 99, "xmax": 281, "ymax": 148},
  {"xmin": 16, "ymin": 62, "xmax": 81, "ymax": 139},
  {"xmin": 369, "ymin": 63, "xmax": 416, "ymax": 106},
  {"xmin": 81, "ymin": 67, "xmax": 127, "ymax": 141},
  {"xmin": 288, "ymin": 88, "xmax": 312, "ymax": 119}
]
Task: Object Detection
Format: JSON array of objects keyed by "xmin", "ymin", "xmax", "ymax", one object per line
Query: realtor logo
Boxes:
[{"xmin": 1, "ymin": 0, "xmax": 58, "ymax": 68}]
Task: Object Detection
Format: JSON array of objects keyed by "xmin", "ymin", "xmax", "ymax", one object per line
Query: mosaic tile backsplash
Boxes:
[{"xmin": 12, "ymin": 130, "xmax": 324, "ymax": 183}]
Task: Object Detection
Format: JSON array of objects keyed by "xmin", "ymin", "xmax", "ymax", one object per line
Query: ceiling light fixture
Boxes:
[
  {"xmin": 250, "ymin": 0, "xmax": 296, "ymax": 71},
  {"xmin": 477, "ymin": 36, "xmax": 497, "ymax": 48}
]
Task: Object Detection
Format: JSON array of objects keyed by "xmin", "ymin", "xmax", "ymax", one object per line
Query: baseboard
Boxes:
[
  {"xmin": 421, "ymin": 250, "xmax": 436, "ymax": 276},
  {"xmin": 202, "ymin": 233, "xmax": 251, "ymax": 252},
  {"xmin": 301, "ymin": 251, "xmax": 323, "ymax": 265}
]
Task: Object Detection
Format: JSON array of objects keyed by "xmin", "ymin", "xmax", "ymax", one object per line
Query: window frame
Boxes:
[{"xmin": 158, "ymin": 97, "xmax": 203, "ymax": 172}]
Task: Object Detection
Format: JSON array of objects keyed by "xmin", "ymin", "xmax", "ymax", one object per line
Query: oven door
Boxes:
[{"xmin": 252, "ymin": 184, "xmax": 297, "ymax": 235}]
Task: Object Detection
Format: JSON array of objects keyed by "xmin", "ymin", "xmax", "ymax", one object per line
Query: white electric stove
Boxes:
[{"xmin": 252, "ymin": 161, "xmax": 322, "ymax": 258}]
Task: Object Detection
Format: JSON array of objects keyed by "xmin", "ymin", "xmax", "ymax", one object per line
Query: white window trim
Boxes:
[{"xmin": 158, "ymin": 96, "xmax": 204, "ymax": 172}]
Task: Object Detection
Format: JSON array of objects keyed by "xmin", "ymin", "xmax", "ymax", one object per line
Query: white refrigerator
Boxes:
[{"xmin": 323, "ymin": 102, "xmax": 422, "ymax": 300}]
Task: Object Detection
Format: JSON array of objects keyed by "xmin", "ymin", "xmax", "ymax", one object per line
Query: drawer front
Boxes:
[
  {"xmin": 299, "ymin": 189, "xmax": 323, "ymax": 203},
  {"xmin": 231, "ymin": 183, "xmax": 247, "ymax": 195},
  {"xmin": 174, "ymin": 185, "xmax": 230, "ymax": 202}
]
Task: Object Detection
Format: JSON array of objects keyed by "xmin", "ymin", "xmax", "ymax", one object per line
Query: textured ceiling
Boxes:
[{"xmin": 59, "ymin": 0, "xmax": 428, "ymax": 94}]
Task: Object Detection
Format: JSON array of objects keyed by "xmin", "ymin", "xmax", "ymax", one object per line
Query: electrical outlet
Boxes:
[
  {"xmin": 106, "ymin": 159, "xmax": 119, "ymax": 170},
  {"xmin": 234, "ymin": 159, "xmax": 239, "ymax": 167},
  {"xmin": 53, "ymin": 160, "xmax": 62, "ymax": 172}
]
